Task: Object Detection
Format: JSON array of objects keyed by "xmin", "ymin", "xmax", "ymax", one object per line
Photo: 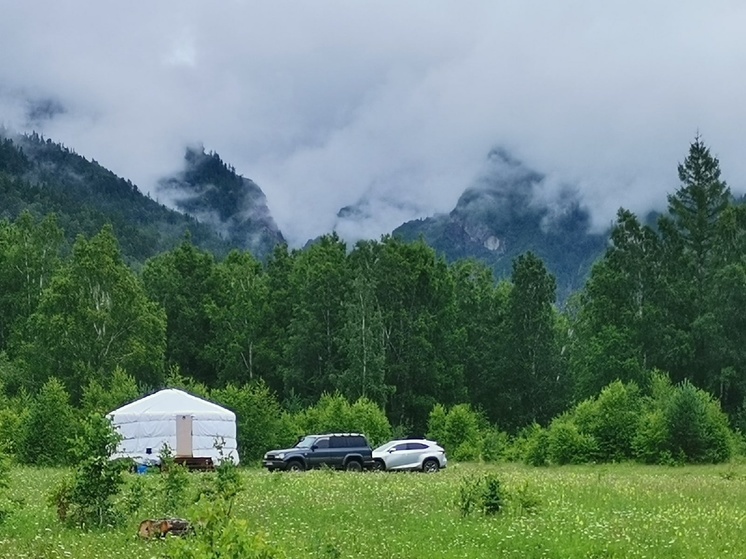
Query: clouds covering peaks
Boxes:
[{"xmin": 1, "ymin": 1, "xmax": 745, "ymax": 245}]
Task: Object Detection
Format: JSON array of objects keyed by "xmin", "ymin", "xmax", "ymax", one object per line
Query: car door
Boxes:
[
  {"xmin": 385, "ymin": 443, "xmax": 411, "ymax": 469},
  {"xmin": 307, "ymin": 437, "xmax": 330, "ymax": 468},
  {"xmin": 403, "ymin": 442, "xmax": 429, "ymax": 469}
]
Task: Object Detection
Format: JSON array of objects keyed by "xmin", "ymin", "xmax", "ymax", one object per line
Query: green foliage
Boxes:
[
  {"xmin": 480, "ymin": 428, "xmax": 511, "ymax": 463},
  {"xmin": 81, "ymin": 366, "xmax": 141, "ymax": 415},
  {"xmin": 295, "ymin": 393, "xmax": 392, "ymax": 447},
  {"xmin": 0, "ymin": 387, "xmax": 30, "ymax": 458},
  {"xmin": 632, "ymin": 375, "xmax": 735, "ymax": 464},
  {"xmin": 167, "ymin": 438, "xmax": 280, "ymax": 559},
  {"xmin": 159, "ymin": 443, "xmax": 191, "ymax": 515},
  {"xmin": 482, "ymin": 475, "xmax": 504, "ymax": 515},
  {"xmin": 211, "ymin": 381, "xmax": 288, "ymax": 462},
  {"xmin": 18, "ymin": 377, "xmax": 76, "ymax": 466},
  {"xmin": 665, "ymin": 381, "xmax": 734, "ymax": 463},
  {"xmin": 456, "ymin": 473, "xmax": 504, "ymax": 517},
  {"xmin": 17, "ymin": 225, "xmax": 166, "ymax": 400},
  {"xmin": 546, "ymin": 419, "xmax": 598, "ymax": 465},
  {"xmin": 509, "ymin": 480, "xmax": 542, "ymax": 515},
  {"xmin": 166, "ymin": 498, "xmax": 283, "ymax": 559},
  {"xmin": 519, "ymin": 423, "xmax": 549, "ymax": 467},
  {"xmin": 426, "ymin": 403, "xmax": 483, "ymax": 458},
  {"xmin": 456, "ymin": 474, "xmax": 484, "ymax": 518},
  {"xmin": 142, "ymin": 239, "xmax": 217, "ymax": 386},
  {"xmin": 0, "ymin": 445, "xmax": 12, "ymax": 524},
  {"xmin": 503, "ymin": 252, "xmax": 568, "ymax": 430},
  {"xmin": 58, "ymin": 413, "xmax": 128, "ymax": 528}
]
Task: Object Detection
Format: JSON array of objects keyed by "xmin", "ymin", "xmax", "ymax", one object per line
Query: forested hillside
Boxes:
[
  {"xmin": 0, "ymin": 136, "xmax": 744, "ymax": 467},
  {"xmin": 157, "ymin": 145, "xmax": 285, "ymax": 260},
  {"xmin": 0, "ymin": 132, "xmax": 237, "ymax": 265}
]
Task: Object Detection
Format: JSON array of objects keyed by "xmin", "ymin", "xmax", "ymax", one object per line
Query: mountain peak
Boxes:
[{"xmin": 157, "ymin": 145, "xmax": 285, "ymax": 260}]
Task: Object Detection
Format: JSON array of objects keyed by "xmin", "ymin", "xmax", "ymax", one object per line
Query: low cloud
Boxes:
[{"xmin": 1, "ymin": 1, "xmax": 745, "ymax": 245}]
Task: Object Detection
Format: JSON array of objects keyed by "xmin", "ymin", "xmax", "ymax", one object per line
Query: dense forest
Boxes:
[{"xmin": 0, "ymin": 137, "xmax": 744, "ymax": 465}]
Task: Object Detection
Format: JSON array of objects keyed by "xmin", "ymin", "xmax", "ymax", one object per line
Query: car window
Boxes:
[
  {"xmin": 393, "ymin": 443, "xmax": 408, "ymax": 451},
  {"xmin": 315, "ymin": 438, "xmax": 329, "ymax": 449},
  {"xmin": 296, "ymin": 436, "xmax": 316, "ymax": 448},
  {"xmin": 407, "ymin": 442, "xmax": 428, "ymax": 450},
  {"xmin": 350, "ymin": 436, "xmax": 365, "ymax": 447},
  {"xmin": 330, "ymin": 437, "xmax": 347, "ymax": 448}
]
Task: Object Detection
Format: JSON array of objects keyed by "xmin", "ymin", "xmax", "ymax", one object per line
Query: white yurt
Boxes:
[{"xmin": 108, "ymin": 388, "xmax": 239, "ymax": 465}]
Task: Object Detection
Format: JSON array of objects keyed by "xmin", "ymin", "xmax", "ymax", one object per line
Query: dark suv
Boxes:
[{"xmin": 262, "ymin": 433, "xmax": 373, "ymax": 472}]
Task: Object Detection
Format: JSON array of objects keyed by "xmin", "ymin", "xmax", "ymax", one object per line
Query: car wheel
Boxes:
[
  {"xmin": 422, "ymin": 458, "xmax": 439, "ymax": 473},
  {"xmin": 345, "ymin": 460, "xmax": 363, "ymax": 472},
  {"xmin": 287, "ymin": 460, "xmax": 305, "ymax": 472},
  {"xmin": 371, "ymin": 459, "xmax": 386, "ymax": 472}
]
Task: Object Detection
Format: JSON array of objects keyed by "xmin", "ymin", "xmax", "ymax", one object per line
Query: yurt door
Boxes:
[{"xmin": 175, "ymin": 414, "xmax": 193, "ymax": 457}]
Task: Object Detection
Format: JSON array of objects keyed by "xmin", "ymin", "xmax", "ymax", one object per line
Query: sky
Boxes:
[{"xmin": 1, "ymin": 1, "xmax": 745, "ymax": 246}]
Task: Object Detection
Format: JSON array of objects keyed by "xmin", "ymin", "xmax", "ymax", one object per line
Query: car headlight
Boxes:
[{"xmin": 275, "ymin": 453, "xmax": 285, "ymax": 460}]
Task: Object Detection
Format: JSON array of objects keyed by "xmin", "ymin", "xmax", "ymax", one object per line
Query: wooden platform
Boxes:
[{"xmin": 173, "ymin": 456, "xmax": 215, "ymax": 471}]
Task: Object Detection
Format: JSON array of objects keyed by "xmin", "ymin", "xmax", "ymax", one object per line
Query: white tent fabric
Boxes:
[{"xmin": 108, "ymin": 389, "xmax": 239, "ymax": 464}]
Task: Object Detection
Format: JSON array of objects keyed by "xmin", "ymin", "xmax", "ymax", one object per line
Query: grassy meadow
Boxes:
[{"xmin": 1, "ymin": 462, "xmax": 746, "ymax": 558}]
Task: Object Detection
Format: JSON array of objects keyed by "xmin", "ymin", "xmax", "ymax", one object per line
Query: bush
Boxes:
[
  {"xmin": 480, "ymin": 429, "xmax": 510, "ymax": 463},
  {"xmin": 632, "ymin": 377, "xmax": 735, "ymax": 464},
  {"xmin": 211, "ymin": 381, "xmax": 289, "ymax": 461},
  {"xmin": 81, "ymin": 366, "xmax": 140, "ymax": 416},
  {"xmin": 159, "ymin": 444, "xmax": 191, "ymax": 515},
  {"xmin": 52, "ymin": 413, "xmax": 128, "ymax": 528},
  {"xmin": 546, "ymin": 420, "xmax": 598, "ymax": 465},
  {"xmin": 520, "ymin": 423, "xmax": 549, "ymax": 466},
  {"xmin": 456, "ymin": 473, "xmax": 504, "ymax": 517},
  {"xmin": 168, "ymin": 441, "xmax": 281, "ymax": 559},
  {"xmin": 632, "ymin": 409, "xmax": 672, "ymax": 464},
  {"xmin": 295, "ymin": 393, "xmax": 391, "ymax": 446},
  {"xmin": 665, "ymin": 381, "xmax": 734, "ymax": 463},
  {"xmin": 426, "ymin": 403, "xmax": 483, "ymax": 460},
  {"xmin": 590, "ymin": 380, "xmax": 642, "ymax": 461},
  {"xmin": 18, "ymin": 378, "xmax": 76, "ymax": 466},
  {"xmin": 0, "ymin": 446, "xmax": 12, "ymax": 524}
]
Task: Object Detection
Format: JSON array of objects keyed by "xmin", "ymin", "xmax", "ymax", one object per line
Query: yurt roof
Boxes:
[{"xmin": 109, "ymin": 388, "xmax": 235, "ymax": 422}]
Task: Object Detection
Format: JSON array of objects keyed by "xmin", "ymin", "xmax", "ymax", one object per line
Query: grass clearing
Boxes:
[{"xmin": 1, "ymin": 462, "xmax": 746, "ymax": 558}]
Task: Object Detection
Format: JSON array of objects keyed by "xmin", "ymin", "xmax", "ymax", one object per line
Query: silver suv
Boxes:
[{"xmin": 371, "ymin": 439, "xmax": 447, "ymax": 472}]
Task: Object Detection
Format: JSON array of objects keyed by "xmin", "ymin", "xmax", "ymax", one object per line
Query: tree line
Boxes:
[{"xmin": 0, "ymin": 136, "xmax": 744, "ymax": 464}]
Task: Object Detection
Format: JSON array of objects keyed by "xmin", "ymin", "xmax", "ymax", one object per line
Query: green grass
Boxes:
[{"xmin": 2, "ymin": 462, "xmax": 746, "ymax": 558}]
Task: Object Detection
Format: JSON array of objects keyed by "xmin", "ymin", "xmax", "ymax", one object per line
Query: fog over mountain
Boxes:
[{"xmin": 1, "ymin": 1, "xmax": 745, "ymax": 246}]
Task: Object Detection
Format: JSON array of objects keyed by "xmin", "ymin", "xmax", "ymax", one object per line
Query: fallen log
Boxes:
[{"xmin": 138, "ymin": 518, "xmax": 193, "ymax": 539}]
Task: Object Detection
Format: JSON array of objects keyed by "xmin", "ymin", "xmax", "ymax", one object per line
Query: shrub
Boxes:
[
  {"xmin": 81, "ymin": 366, "xmax": 140, "ymax": 416},
  {"xmin": 211, "ymin": 381, "xmax": 288, "ymax": 461},
  {"xmin": 18, "ymin": 378, "xmax": 76, "ymax": 466},
  {"xmin": 426, "ymin": 403, "xmax": 483, "ymax": 459},
  {"xmin": 546, "ymin": 419, "xmax": 598, "ymax": 465},
  {"xmin": 168, "ymin": 440, "xmax": 281, "ymax": 559},
  {"xmin": 590, "ymin": 380, "xmax": 642, "ymax": 461},
  {"xmin": 482, "ymin": 475, "xmax": 503, "ymax": 515},
  {"xmin": 480, "ymin": 429, "xmax": 510, "ymax": 463},
  {"xmin": 665, "ymin": 381, "xmax": 734, "ymax": 463},
  {"xmin": 159, "ymin": 444, "xmax": 190, "ymax": 515},
  {"xmin": 633, "ymin": 376, "xmax": 735, "ymax": 464},
  {"xmin": 456, "ymin": 473, "xmax": 504, "ymax": 517},
  {"xmin": 166, "ymin": 499, "xmax": 283, "ymax": 559},
  {"xmin": 0, "ymin": 446, "xmax": 11, "ymax": 524},
  {"xmin": 632, "ymin": 408, "xmax": 672, "ymax": 464},
  {"xmin": 54, "ymin": 413, "xmax": 129, "ymax": 528},
  {"xmin": 520, "ymin": 423, "xmax": 549, "ymax": 467},
  {"xmin": 295, "ymin": 393, "xmax": 391, "ymax": 446}
]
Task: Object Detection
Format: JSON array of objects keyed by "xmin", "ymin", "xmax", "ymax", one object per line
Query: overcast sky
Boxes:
[{"xmin": 1, "ymin": 1, "xmax": 745, "ymax": 245}]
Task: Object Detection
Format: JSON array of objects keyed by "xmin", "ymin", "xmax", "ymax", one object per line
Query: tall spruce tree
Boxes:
[
  {"xmin": 502, "ymin": 252, "xmax": 566, "ymax": 430},
  {"xmin": 658, "ymin": 136, "xmax": 732, "ymax": 390}
]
